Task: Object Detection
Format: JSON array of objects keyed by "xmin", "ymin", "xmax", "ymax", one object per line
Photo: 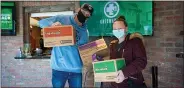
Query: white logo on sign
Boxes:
[{"xmin": 104, "ymin": 1, "xmax": 119, "ymax": 18}]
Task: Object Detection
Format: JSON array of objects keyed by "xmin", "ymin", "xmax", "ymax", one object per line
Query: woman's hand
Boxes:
[{"xmin": 115, "ymin": 70, "xmax": 126, "ymax": 83}]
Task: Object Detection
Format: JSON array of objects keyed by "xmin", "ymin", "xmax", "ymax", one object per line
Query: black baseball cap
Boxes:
[{"xmin": 81, "ymin": 3, "xmax": 94, "ymax": 16}]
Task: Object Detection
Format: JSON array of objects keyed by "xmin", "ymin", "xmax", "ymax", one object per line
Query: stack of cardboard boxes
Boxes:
[{"xmin": 42, "ymin": 26, "xmax": 126, "ymax": 83}]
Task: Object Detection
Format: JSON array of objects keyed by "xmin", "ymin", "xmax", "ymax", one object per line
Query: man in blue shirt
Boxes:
[{"xmin": 38, "ymin": 3, "xmax": 94, "ymax": 88}]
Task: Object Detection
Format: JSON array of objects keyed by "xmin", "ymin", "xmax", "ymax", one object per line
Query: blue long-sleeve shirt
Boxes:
[{"xmin": 39, "ymin": 15, "xmax": 89, "ymax": 73}]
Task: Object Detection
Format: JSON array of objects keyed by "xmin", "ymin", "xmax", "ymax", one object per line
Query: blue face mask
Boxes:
[{"xmin": 113, "ymin": 29, "xmax": 125, "ymax": 39}]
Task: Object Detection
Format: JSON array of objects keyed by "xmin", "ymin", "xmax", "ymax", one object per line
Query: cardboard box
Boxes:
[
  {"xmin": 93, "ymin": 59, "xmax": 126, "ymax": 82},
  {"xmin": 43, "ymin": 25, "xmax": 75, "ymax": 47},
  {"xmin": 78, "ymin": 39, "xmax": 107, "ymax": 67}
]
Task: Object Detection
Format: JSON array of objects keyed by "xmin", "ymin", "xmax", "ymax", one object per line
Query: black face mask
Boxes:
[{"xmin": 77, "ymin": 10, "xmax": 87, "ymax": 23}]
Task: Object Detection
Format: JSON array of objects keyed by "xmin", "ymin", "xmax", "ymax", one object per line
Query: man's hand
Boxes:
[
  {"xmin": 30, "ymin": 18, "xmax": 39, "ymax": 27},
  {"xmin": 51, "ymin": 22, "xmax": 62, "ymax": 26},
  {"xmin": 115, "ymin": 70, "xmax": 126, "ymax": 83}
]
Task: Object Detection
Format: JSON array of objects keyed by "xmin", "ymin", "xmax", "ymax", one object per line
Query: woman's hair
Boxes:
[{"xmin": 114, "ymin": 15, "xmax": 128, "ymax": 27}]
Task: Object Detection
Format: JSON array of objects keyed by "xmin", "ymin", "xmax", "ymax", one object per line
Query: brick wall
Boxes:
[
  {"xmin": 1, "ymin": 1, "xmax": 183, "ymax": 87},
  {"xmin": 142, "ymin": 1, "xmax": 184, "ymax": 87}
]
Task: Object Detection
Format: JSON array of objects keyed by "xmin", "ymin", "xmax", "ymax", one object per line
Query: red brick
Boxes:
[
  {"xmin": 154, "ymin": 7, "xmax": 164, "ymax": 12},
  {"xmin": 165, "ymin": 5, "xmax": 174, "ymax": 10},
  {"xmin": 173, "ymin": 1, "xmax": 183, "ymax": 5},
  {"xmin": 173, "ymin": 15, "xmax": 183, "ymax": 20},
  {"xmin": 153, "ymin": 22, "xmax": 159, "ymax": 27},
  {"xmin": 174, "ymin": 20, "xmax": 183, "ymax": 26},
  {"xmin": 173, "ymin": 87, "xmax": 183, "ymax": 88},
  {"xmin": 165, "ymin": 16, "xmax": 174, "ymax": 20},
  {"xmin": 165, "ymin": 58, "xmax": 177, "ymax": 62},
  {"xmin": 170, "ymin": 79, "xmax": 182, "ymax": 84},
  {"xmin": 175, "ymin": 43, "xmax": 183, "ymax": 47},
  {"xmin": 150, "ymin": 48, "xmax": 165, "ymax": 52},
  {"xmin": 145, "ymin": 40, "xmax": 157, "ymax": 47},
  {"xmin": 175, "ymin": 10, "xmax": 183, "ymax": 15},
  {"xmin": 158, "ymin": 67, "xmax": 166, "ymax": 74},
  {"xmin": 173, "ymin": 4, "xmax": 182, "ymax": 10},
  {"xmin": 166, "ymin": 48, "xmax": 183, "ymax": 53},
  {"xmin": 160, "ymin": 43, "xmax": 173, "ymax": 47},
  {"xmin": 159, "ymin": 21, "xmax": 174, "ymax": 28},
  {"xmin": 159, "ymin": 11, "xmax": 174, "ymax": 17},
  {"xmin": 149, "ymin": 56, "xmax": 165, "ymax": 62},
  {"xmin": 165, "ymin": 38, "xmax": 179, "ymax": 42},
  {"xmin": 159, "ymin": 2, "xmax": 169, "ymax": 6},
  {"xmin": 175, "ymin": 64, "xmax": 183, "ymax": 69}
]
